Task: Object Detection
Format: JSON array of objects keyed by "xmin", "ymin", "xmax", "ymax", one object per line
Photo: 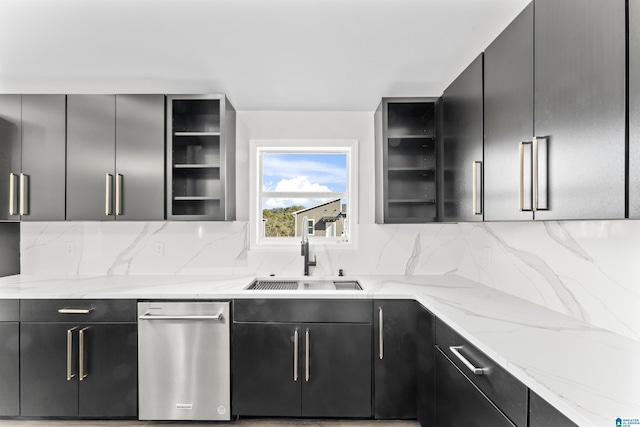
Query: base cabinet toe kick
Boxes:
[{"xmin": 0, "ymin": 297, "xmax": 577, "ymax": 426}]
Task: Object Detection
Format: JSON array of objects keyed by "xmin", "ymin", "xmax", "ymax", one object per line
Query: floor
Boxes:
[{"xmin": 0, "ymin": 420, "xmax": 420, "ymax": 427}]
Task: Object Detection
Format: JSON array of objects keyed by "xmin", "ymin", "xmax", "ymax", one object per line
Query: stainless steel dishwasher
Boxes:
[{"xmin": 137, "ymin": 301, "xmax": 230, "ymax": 421}]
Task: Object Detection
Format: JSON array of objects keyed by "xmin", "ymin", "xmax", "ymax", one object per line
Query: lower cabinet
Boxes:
[
  {"xmin": 374, "ymin": 300, "xmax": 417, "ymax": 419},
  {"xmin": 435, "ymin": 348, "xmax": 515, "ymax": 427},
  {"xmin": 232, "ymin": 299, "xmax": 372, "ymax": 418},
  {"xmin": 19, "ymin": 300, "xmax": 137, "ymax": 418},
  {"xmin": 416, "ymin": 305, "xmax": 435, "ymax": 426},
  {"xmin": 0, "ymin": 300, "xmax": 19, "ymax": 416}
]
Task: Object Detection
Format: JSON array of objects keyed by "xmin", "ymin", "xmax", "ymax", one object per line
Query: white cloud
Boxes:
[{"xmin": 274, "ymin": 176, "xmax": 331, "ymax": 192}]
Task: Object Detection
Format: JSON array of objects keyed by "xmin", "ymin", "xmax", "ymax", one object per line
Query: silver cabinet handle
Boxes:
[
  {"xmin": 518, "ymin": 142, "xmax": 525, "ymax": 211},
  {"xmin": 67, "ymin": 327, "xmax": 78, "ymax": 381},
  {"xmin": 138, "ymin": 314, "xmax": 224, "ymax": 321},
  {"xmin": 115, "ymin": 174, "xmax": 123, "ymax": 215},
  {"xmin": 473, "ymin": 161, "xmax": 482, "ymax": 215},
  {"xmin": 58, "ymin": 307, "xmax": 94, "ymax": 314},
  {"xmin": 293, "ymin": 329, "xmax": 299, "ymax": 382},
  {"xmin": 9, "ymin": 173, "xmax": 17, "ymax": 215},
  {"xmin": 305, "ymin": 328, "xmax": 310, "ymax": 382},
  {"xmin": 533, "ymin": 137, "xmax": 539, "ymax": 212},
  {"xmin": 450, "ymin": 346, "xmax": 487, "ymax": 375},
  {"xmin": 19, "ymin": 173, "xmax": 26, "ymax": 215},
  {"xmin": 533, "ymin": 136, "xmax": 548, "ymax": 211},
  {"xmin": 105, "ymin": 174, "xmax": 113, "ymax": 216},
  {"xmin": 79, "ymin": 327, "xmax": 89, "ymax": 381},
  {"xmin": 378, "ymin": 307, "xmax": 384, "ymax": 360}
]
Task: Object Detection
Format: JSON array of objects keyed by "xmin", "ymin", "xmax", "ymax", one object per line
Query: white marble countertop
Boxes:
[{"xmin": 0, "ymin": 273, "xmax": 637, "ymax": 427}]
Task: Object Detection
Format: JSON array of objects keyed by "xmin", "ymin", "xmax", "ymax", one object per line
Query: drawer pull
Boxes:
[
  {"xmin": 58, "ymin": 307, "xmax": 95, "ymax": 314},
  {"xmin": 450, "ymin": 346, "xmax": 487, "ymax": 375}
]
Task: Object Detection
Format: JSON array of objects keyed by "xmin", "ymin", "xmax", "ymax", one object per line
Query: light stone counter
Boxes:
[{"xmin": 0, "ymin": 273, "xmax": 637, "ymax": 427}]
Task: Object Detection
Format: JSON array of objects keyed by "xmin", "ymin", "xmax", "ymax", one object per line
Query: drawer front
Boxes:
[
  {"xmin": 0, "ymin": 300, "xmax": 19, "ymax": 321},
  {"xmin": 20, "ymin": 299, "xmax": 137, "ymax": 322},
  {"xmin": 234, "ymin": 299, "xmax": 372, "ymax": 323},
  {"xmin": 436, "ymin": 318, "xmax": 527, "ymax": 427}
]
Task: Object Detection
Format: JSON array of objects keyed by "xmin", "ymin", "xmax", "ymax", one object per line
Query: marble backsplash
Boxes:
[{"xmin": 20, "ymin": 220, "xmax": 640, "ymax": 341}]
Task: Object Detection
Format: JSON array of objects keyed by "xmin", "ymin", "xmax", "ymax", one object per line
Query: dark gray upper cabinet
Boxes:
[
  {"xmin": 442, "ymin": 54, "xmax": 484, "ymax": 222},
  {"xmin": 0, "ymin": 95, "xmax": 22, "ymax": 221},
  {"xmin": 67, "ymin": 95, "xmax": 165, "ymax": 221},
  {"xmin": 485, "ymin": 0, "xmax": 625, "ymax": 221},
  {"xmin": 484, "ymin": 3, "xmax": 534, "ymax": 221},
  {"xmin": 533, "ymin": 0, "xmax": 626, "ymax": 220},
  {"xmin": 629, "ymin": 0, "xmax": 640, "ymax": 218},
  {"xmin": 375, "ymin": 98, "xmax": 439, "ymax": 223},
  {"xmin": 0, "ymin": 95, "xmax": 66, "ymax": 221}
]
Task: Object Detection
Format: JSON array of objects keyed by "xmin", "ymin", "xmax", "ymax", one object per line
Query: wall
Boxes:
[{"xmin": 19, "ymin": 111, "xmax": 640, "ymax": 342}]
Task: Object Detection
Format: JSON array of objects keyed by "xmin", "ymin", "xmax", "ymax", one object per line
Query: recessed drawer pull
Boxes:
[
  {"xmin": 450, "ymin": 346, "xmax": 487, "ymax": 375},
  {"xmin": 58, "ymin": 307, "xmax": 95, "ymax": 314}
]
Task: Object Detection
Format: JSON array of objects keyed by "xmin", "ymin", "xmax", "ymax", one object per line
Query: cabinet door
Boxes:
[
  {"xmin": 115, "ymin": 94, "xmax": 165, "ymax": 220},
  {"xmin": 442, "ymin": 54, "xmax": 484, "ymax": 222},
  {"xmin": 630, "ymin": 0, "xmax": 640, "ymax": 217},
  {"xmin": 302, "ymin": 323, "xmax": 371, "ymax": 418},
  {"xmin": 0, "ymin": 322, "xmax": 19, "ymax": 416},
  {"xmin": 21, "ymin": 94, "xmax": 66, "ymax": 221},
  {"xmin": 416, "ymin": 306, "xmax": 435, "ymax": 427},
  {"xmin": 232, "ymin": 322, "xmax": 301, "ymax": 416},
  {"xmin": 78, "ymin": 323, "xmax": 137, "ymax": 417},
  {"xmin": 533, "ymin": 0, "xmax": 625, "ymax": 220},
  {"xmin": 20, "ymin": 322, "xmax": 78, "ymax": 416},
  {"xmin": 484, "ymin": 3, "xmax": 534, "ymax": 221},
  {"xmin": 374, "ymin": 301, "xmax": 417, "ymax": 419},
  {"xmin": 67, "ymin": 95, "xmax": 116, "ymax": 220},
  {"xmin": 435, "ymin": 349, "xmax": 515, "ymax": 427},
  {"xmin": 0, "ymin": 95, "xmax": 22, "ymax": 221}
]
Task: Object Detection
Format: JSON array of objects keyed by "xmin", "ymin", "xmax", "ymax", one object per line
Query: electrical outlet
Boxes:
[
  {"xmin": 155, "ymin": 243, "xmax": 165, "ymax": 256},
  {"xmin": 66, "ymin": 242, "xmax": 75, "ymax": 256}
]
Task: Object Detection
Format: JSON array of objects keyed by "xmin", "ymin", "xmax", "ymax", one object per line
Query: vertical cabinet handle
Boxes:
[
  {"xmin": 105, "ymin": 174, "xmax": 113, "ymax": 216},
  {"xmin": 379, "ymin": 307, "xmax": 384, "ymax": 360},
  {"xmin": 115, "ymin": 174, "xmax": 123, "ymax": 216},
  {"xmin": 518, "ymin": 143, "xmax": 525, "ymax": 212},
  {"xmin": 79, "ymin": 327, "xmax": 89, "ymax": 380},
  {"xmin": 532, "ymin": 136, "xmax": 548, "ymax": 211},
  {"xmin": 305, "ymin": 328, "xmax": 310, "ymax": 382},
  {"xmin": 533, "ymin": 137, "xmax": 539, "ymax": 212},
  {"xmin": 67, "ymin": 327, "xmax": 78, "ymax": 381},
  {"xmin": 293, "ymin": 329, "xmax": 299, "ymax": 382},
  {"xmin": 19, "ymin": 173, "xmax": 26, "ymax": 216},
  {"xmin": 9, "ymin": 173, "xmax": 17, "ymax": 215},
  {"xmin": 472, "ymin": 161, "xmax": 482, "ymax": 215}
]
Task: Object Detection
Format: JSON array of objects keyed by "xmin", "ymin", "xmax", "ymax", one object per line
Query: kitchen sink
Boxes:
[{"xmin": 246, "ymin": 279, "xmax": 362, "ymax": 291}]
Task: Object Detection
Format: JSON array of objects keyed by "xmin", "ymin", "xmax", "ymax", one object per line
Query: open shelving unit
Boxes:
[
  {"xmin": 166, "ymin": 95, "xmax": 236, "ymax": 220},
  {"xmin": 375, "ymin": 98, "xmax": 439, "ymax": 223}
]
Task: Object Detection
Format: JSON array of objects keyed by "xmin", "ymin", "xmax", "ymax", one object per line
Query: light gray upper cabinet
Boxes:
[
  {"xmin": 485, "ymin": 0, "xmax": 626, "ymax": 221},
  {"xmin": 67, "ymin": 95, "xmax": 165, "ymax": 221},
  {"xmin": 441, "ymin": 54, "xmax": 484, "ymax": 222},
  {"xmin": 0, "ymin": 94, "xmax": 66, "ymax": 221},
  {"xmin": 629, "ymin": 0, "xmax": 640, "ymax": 218}
]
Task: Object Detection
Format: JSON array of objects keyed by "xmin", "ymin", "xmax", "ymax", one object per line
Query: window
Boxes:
[{"xmin": 250, "ymin": 140, "xmax": 357, "ymax": 248}]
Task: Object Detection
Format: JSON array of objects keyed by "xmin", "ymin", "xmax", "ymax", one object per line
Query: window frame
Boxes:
[{"xmin": 249, "ymin": 139, "xmax": 358, "ymax": 249}]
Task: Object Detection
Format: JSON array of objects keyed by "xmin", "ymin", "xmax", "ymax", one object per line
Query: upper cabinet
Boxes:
[
  {"xmin": 66, "ymin": 95, "xmax": 165, "ymax": 221},
  {"xmin": 441, "ymin": 54, "xmax": 484, "ymax": 222},
  {"xmin": 629, "ymin": 0, "xmax": 640, "ymax": 218},
  {"xmin": 375, "ymin": 98, "xmax": 438, "ymax": 223},
  {"xmin": 167, "ymin": 95, "xmax": 236, "ymax": 221},
  {"xmin": 0, "ymin": 95, "xmax": 66, "ymax": 221},
  {"xmin": 484, "ymin": 0, "xmax": 626, "ymax": 221}
]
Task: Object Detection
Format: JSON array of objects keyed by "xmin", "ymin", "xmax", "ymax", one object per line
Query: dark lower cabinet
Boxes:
[
  {"xmin": 374, "ymin": 300, "xmax": 417, "ymax": 419},
  {"xmin": 416, "ymin": 305, "xmax": 435, "ymax": 427},
  {"xmin": 20, "ymin": 322, "xmax": 137, "ymax": 418},
  {"xmin": 233, "ymin": 321, "xmax": 371, "ymax": 418},
  {"xmin": 435, "ymin": 348, "xmax": 515, "ymax": 427},
  {"xmin": 529, "ymin": 390, "xmax": 578, "ymax": 427},
  {"xmin": 0, "ymin": 300, "xmax": 19, "ymax": 416}
]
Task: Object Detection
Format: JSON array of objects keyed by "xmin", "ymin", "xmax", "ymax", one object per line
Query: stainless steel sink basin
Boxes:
[{"xmin": 246, "ymin": 279, "xmax": 362, "ymax": 291}]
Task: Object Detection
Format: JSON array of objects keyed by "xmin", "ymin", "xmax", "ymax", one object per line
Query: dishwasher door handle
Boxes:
[{"xmin": 138, "ymin": 314, "xmax": 224, "ymax": 321}]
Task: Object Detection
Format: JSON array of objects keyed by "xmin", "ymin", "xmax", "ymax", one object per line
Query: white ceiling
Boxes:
[{"xmin": 0, "ymin": 0, "xmax": 529, "ymax": 111}]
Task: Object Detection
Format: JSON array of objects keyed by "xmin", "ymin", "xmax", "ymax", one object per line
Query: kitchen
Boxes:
[{"xmin": 1, "ymin": 0, "xmax": 639, "ymax": 426}]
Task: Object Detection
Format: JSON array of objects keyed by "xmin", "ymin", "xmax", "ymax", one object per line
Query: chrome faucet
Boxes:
[{"xmin": 301, "ymin": 216, "xmax": 316, "ymax": 276}]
